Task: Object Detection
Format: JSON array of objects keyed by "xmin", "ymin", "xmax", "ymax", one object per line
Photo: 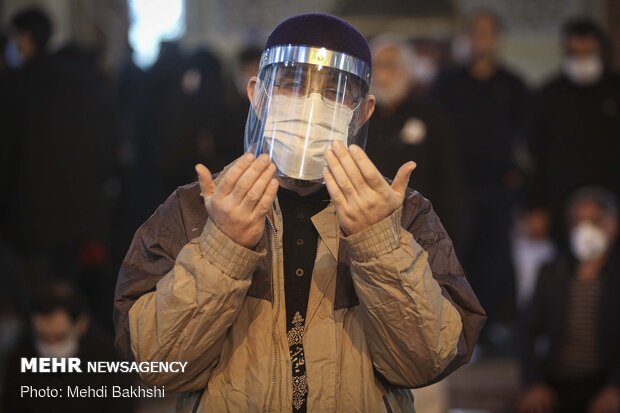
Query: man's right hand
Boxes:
[
  {"xmin": 195, "ymin": 153, "xmax": 278, "ymax": 249},
  {"xmin": 518, "ymin": 384, "xmax": 558, "ymax": 413}
]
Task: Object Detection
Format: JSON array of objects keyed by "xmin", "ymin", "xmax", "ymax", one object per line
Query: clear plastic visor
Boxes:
[{"xmin": 244, "ymin": 61, "xmax": 369, "ymax": 182}]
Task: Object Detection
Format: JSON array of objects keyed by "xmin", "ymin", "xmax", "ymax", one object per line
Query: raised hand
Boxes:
[
  {"xmin": 195, "ymin": 153, "xmax": 279, "ymax": 249},
  {"xmin": 323, "ymin": 141, "xmax": 416, "ymax": 236},
  {"xmin": 517, "ymin": 384, "xmax": 558, "ymax": 413},
  {"xmin": 588, "ymin": 386, "xmax": 620, "ymax": 413}
]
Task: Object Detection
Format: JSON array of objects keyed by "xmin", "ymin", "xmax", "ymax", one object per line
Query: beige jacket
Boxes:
[{"xmin": 115, "ymin": 171, "xmax": 486, "ymax": 413}]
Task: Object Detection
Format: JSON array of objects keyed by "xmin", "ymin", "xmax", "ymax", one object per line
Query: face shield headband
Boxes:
[{"xmin": 244, "ymin": 45, "xmax": 372, "ymax": 182}]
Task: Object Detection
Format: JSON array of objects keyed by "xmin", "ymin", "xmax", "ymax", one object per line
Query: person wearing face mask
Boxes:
[
  {"xmin": 114, "ymin": 13, "xmax": 485, "ymax": 413},
  {"xmin": 365, "ymin": 34, "xmax": 462, "ymax": 240},
  {"xmin": 2, "ymin": 281, "xmax": 135, "ymax": 413},
  {"xmin": 527, "ymin": 18, "xmax": 620, "ymax": 244},
  {"xmin": 518, "ymin": 187, "xmax": 620, "ymax": 413}
]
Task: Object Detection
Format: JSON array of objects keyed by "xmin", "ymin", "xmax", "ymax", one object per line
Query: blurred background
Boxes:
[{"xmin": 0, "ymin": 0, "xmax": 619, "ymax": 412}]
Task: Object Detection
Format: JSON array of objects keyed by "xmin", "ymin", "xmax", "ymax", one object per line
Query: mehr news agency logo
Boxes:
[{"xmin": 19, "ymin": 357, "xmax": 188, "ymax": 399}]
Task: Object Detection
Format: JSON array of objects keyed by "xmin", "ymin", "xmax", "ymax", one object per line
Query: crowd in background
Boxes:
[{"xmin": 0, "ymin": 6, "xmax": 619, "ymax": 413}]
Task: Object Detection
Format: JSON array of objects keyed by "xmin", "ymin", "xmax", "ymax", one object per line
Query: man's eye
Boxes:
[
  {"xmin": 281, "ymin": 79, "xmax": 304, "ymax": 89},
  {"xmin": 323, "ymin": 88, "xmax": 357, "ymax": 106},
  {"xmin": 323, "ymin": 88, "xmax": 340, "ymax": 101}
]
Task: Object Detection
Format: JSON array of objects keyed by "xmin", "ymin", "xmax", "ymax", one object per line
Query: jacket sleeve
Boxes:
[
  {"xmin": 126, "ymin": 218, "xmax": 264, "ymax": 392},
  {"xmin": 114, "ymin": 189, "xmax": 192, "ymax": 361},
  {"xmin": 342, "ymin": 197, "xmax": 485, "ymax": 388}
]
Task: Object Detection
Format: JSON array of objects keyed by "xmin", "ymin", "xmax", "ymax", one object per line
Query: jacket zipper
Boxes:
[
  {"xmin": 264, "ymin": 215, "xmax": 281, "ymax": 413},
  {"xmin": 316, "ymin": 235, "xmax": 321, "ymax": 257},
  {"xmin": 264, "ymin": 213, "xmax": 323, "ymax": 411}
]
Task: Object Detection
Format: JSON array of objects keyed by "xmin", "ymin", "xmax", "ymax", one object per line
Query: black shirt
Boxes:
[
  {"xmin": 528, "ymin": 72, "xmax": 620, "ymax": 213},
  {"xmin": 277, "ymin": 185, "xmax": 330, "ymax": 412},
  {"xmin": 433, "ymin": 65, "xmax": 530, "ymax": 191},
  {"xmin": 366, "ymin": 92, "xmax": 461, "ymax": 236}
]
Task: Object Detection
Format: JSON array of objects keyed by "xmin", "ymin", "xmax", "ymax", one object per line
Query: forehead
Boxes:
[
  {"xmin": 469, "ymin": 14, "xmax": 499, "ymax": 33},
  {"xmin": 32, "ymin": 310, "xmax": 73, "ymax": 333},
  {"xmin": 276, "ymin": 64, "xmax": 345, "ymax": 78},
  {"xmin": 374, "ymin": 46, "xmax": 404, "ymax": 63},
  {"xmin": 571, "ymin": 200, "xmax": 609, "ymax": 222},
  {"xmin": 273, "ymin": 64, "xmax": 365, "ymax": 88},
  {"xmin": 565, "ymin": 35, "xmax": 601, "ymax": 53}
]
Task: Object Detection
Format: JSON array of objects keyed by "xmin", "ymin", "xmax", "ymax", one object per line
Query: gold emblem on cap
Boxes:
[{"xmin": 309, "ymin": 47, "xmax": 328, "ymax": 65}]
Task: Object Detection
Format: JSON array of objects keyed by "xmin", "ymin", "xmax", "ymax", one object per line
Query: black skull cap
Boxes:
[{"xmin": 265, "ymin": 13, "xmax": 371, "ymax": 69}]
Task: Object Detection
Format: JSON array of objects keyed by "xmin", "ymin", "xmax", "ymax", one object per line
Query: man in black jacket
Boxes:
[
  {"xmin": 527, "ymin": 19, "xmax": 620, "ymax": 241},
  {"xmin": 433, "ymin": 10, "xmax": 530, "ymax": 333},
  {"xmin": 519, "ymin": 187, "xmax": 620, "ymax": 413}
]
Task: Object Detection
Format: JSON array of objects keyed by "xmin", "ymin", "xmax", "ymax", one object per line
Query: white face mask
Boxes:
[
  {"xmin": 263, "ymin": 93, "xmax": 353, "ymax": 180},
  {"xmin": 35, "ymin": 334, "xmax": 79, "ymax": 358},
  {"xmin": 563, "ymin": 56, "xmax": 603, "ymax": 85},
  {"xmin": 570, "ymin": 221, "xmax": 609, "ymax": 262}
]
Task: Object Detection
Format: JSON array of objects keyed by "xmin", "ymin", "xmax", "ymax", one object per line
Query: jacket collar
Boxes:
[
  {"xmin": 311, "ymin": 202, "xmax": 339, "ymax": 259},
  {"xmin": 305, "ymin": 202, "xmax": 339, "ymax": 329}
]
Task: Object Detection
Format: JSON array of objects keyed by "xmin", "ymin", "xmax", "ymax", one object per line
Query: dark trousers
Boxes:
[{"xmin": 458, "ymin": 189, "xmax": 515, "ymax": 327}]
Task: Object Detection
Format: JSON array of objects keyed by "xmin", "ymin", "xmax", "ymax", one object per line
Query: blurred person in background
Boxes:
[
  {"xmin": 511, "ymin": 206, "xmax": 557, "ymax": 313},
  {"xmin": 519, "ymin": 187, "xmax": 620, "ymax": 413},
  {"xmin": 137, "ymin": 41, "xmax": 226, "ymax": 218},
  {"xmin": 433, "ymin": 9, "xmax": 531, "ymax": 344},
  {"xmin": 512, "ymin": 204, "xmax": 557, "ymax": 371},
  {"xmin": 366, "ymin": 34, "xmax": 462, "ymax": 238},
  {"xmin": 1, "ymin": 281, "xmax": 135, "ymax": 413},
  {"xmin": 527, "ymin": 18, "xmax": 620, "ymax": 244},
  {"xmin": 106, "ymin": 42, "xmax": 149, "ymax": 295},
  {"xmin": 3, "ymin": 8, "xmax": 50, "ymax": 68},
  {"xmin": 0, "ymin": 7, "xmax": 121, "ymax": 331},
  {"xmin": 406, "ymin": 38, "xmax": 443, "ymax": 98},
  {"xmin": 186, "ymin": 48, "xmax": 228, "ymax": 176}
]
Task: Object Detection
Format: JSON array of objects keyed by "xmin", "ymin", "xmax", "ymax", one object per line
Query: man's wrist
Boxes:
[
  {"xmin": 198, "ymin": 218, "xmax": 266, "ymax": 279},
  {"xmin": 341, "ymin": 207, "xmax": 403, "ymax": 262}
]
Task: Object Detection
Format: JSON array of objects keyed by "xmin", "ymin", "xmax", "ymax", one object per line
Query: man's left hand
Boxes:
[
  {"xmin": 323, "ymin": 141, "xmax": 416, "ymax": 236},
  {"xmin": 588, "ymin": 386, "xmax": 620, "ymax": 413}
]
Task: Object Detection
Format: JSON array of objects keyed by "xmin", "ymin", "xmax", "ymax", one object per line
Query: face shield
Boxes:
[{"xmin": 244, "ymin": 45, "xmax": 371, "ymax": 182}]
